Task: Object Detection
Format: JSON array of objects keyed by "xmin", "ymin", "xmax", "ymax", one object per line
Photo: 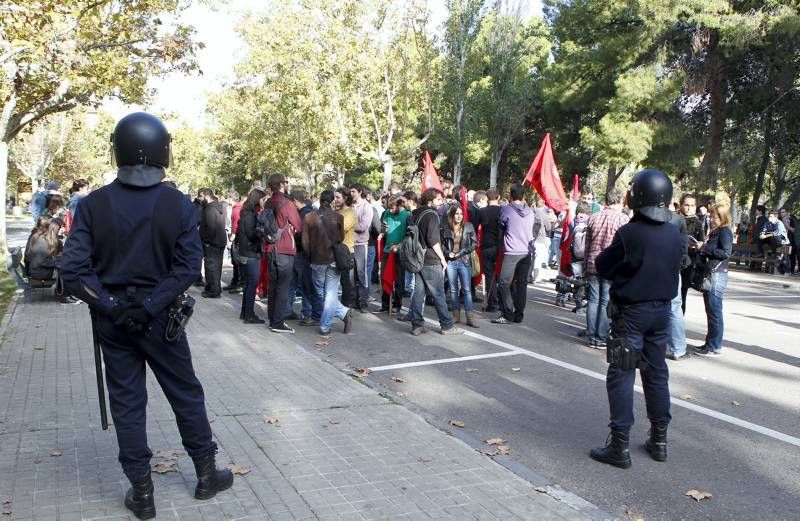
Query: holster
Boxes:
[
  {"xmin": 165, "ymin": 293, "xmax": 195, "ymax": 342},
  {"xmin": 605, "ymin": 300, "xmax": 646, "ymax": 371}
]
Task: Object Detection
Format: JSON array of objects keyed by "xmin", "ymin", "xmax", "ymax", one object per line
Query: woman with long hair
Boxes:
[
  {"xmin": 238, "ymin": 188, "xmax": 267, "ymax": 323},
  {"xmin": 694, "ymin": 203, "xmax": 733, "ymax": 356},
  {"xmin": 442, "ymin": 204, "xmax": 479, "ymax": 327},
  {"xmin": 43, "ymin": 193, "xmax": 72, "ymax": 235}
]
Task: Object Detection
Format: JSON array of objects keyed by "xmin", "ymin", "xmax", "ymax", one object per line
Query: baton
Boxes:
[{"xmin": 89, "ymin": 311, "xmax": 109, "ymax": 430}]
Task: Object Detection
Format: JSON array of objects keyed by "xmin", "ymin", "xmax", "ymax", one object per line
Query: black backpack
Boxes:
[
  {"xmin": 257, "ymin": 199, "xmax": 288, "ymax": 244},
  {"xmin": 399, "ymin": 208, "xmax": 435, "ymax": 274}
]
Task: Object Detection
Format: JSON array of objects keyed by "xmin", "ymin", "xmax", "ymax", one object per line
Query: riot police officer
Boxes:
[
  {"xmin": 61, "ymin": 113, "xmax": 232, "ymax": 519},
  {"xmin": 589, "ymin": 169, "xmax": 682, "ymax": 469}
]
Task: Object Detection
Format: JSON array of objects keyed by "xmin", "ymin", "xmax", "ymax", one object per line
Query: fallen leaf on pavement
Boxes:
[
  {"xmin": 533, "ymin": 486, "xmax": 548, "ymax": 494},
  {"xmin": 624, "ymin": 507, "xmax": 644, "ymax": 521},
  {"xmin": 356, "ymin": 367, "xmax": 371, "ymax": 377},
  {"xmin": 448, "ymin": 419, "xmax": 465, "ymax": 428},
  {"xmin": 226, "ymin": 464, "xmax": 251, "ymax": 475},
  {"xmin": 153, "ymin": 449, "xmax": 183, "ymax": 461},
  {"xmin": 418, "ymin": 456, "xmax": 431, "ymax": 463},
  {"xmin": 391, "ymin": 376, "xmax": 405, "ymax": 383},
  {"xmin": 152, "ymin": 463, "xmax": 179, "ymax": 474},
  {"xmin": 314, "ymin": 339, "xmax": 329, "ymax": 349},
  {"xmin": 49, "ymin": 450, "xmax": 62, "ymax": 457},
  {"xmin": 732, "ymin": 400, "xmax": 741, "ymax": 406},
  {"xmin": 465, "ymin": 368, "xmax": 479, "ymax": 373},
  {"xmin": 344, "ymin": 362, "xmax": 352, "ymax": 368},
  {"xmin": 264, "ymin": 416, "xmax": 279, "ymax": 425},
  {"xmin": 679, "ymin": 394, "xmax": 695, "ymax": 401},
  {"xmin": 479, "ymin": 449, "xmax": 498, "ymax": 457},
  {"xmin": 511, "ymin": 368, "xmax": 521, "ymax": 372},
  {"xmin": 685, "ymin": 489, "xmax": 712, "ymax": 502},
  {"xmin": 396, "ymin": 391, "xmax": 407, "ymax": 397},
  {"xmin": 497, "ymin": 445, "xmax": 511, "ymax": 455},
  {"xmin": 328, "ymin": 419, "xmax": 339, "ymax": 425},
  {"xmin": 34, "ymin": 346, "xmax": 44, "ymax": 351},
  {"xmin": 485, "ymin": 438, "xmax": 506, "ymax": 445}
]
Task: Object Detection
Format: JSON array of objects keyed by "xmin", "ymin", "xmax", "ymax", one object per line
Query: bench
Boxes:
[
  {"xmin": 730, "ymin": 243, "xmax": 791, "ymax": 273},
  {"xmin": 6, "ymin": 246, "xmax": 58, "ymax": 303}
]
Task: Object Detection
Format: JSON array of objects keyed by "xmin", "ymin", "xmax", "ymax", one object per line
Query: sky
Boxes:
[{"xmin": 105, "ymin": 0, "xmax": 544, "ymax": 128}]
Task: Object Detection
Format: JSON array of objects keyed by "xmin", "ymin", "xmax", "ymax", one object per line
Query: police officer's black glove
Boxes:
[{"xmin": 113, "ymin": 305, "xmax": 152, "ymax": 334}]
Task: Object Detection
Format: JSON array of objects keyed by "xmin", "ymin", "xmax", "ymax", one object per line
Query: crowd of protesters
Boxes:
[{"xmin": 18, "ymin": 174, "xmax": 800, "ymax": 355}]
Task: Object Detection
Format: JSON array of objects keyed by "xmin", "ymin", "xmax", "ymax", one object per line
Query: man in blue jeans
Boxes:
[
  {"xmin": 302, "ymin": 190, "xmax": 353, "ymax": 336},
  {"xmin": 407, "ymin": 188, "xmax": 463, "ymax": 336},
  {"xmin": 583, "ymin": 188, "xmax": 628, "ymax": 348},
  {"xmin": 666, "ymin": 209, "xmax": 690, "ymax": 360}
]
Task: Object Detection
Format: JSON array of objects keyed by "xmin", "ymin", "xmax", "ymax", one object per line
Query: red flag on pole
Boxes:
[
  {"xmin": 382, "ymin": 250, "xmax": 397, "ymax": 295},
  {"xmin": 421, "ymin": 151, "xmax": 443, "ymax": 192},
  {"xmin": 559, "ymin": 175, "xmax": 581, "ymax": 276},
  {"xmin": 523, "ymin": 133, "xmax": 567, "ymax": 213}
]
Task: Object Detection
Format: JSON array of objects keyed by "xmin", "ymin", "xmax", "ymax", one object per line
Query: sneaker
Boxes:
[
  {"xmin": 491, "ymin": 317, "xmax": 511, "ymax": 325},
  {"xmin": 440, "ymin": 326, "xmax": 464, "ymax": 335},
  {"xmin": 411, "ymin": 326, "xmax": 427, "ymax": 336},
  {"xmin": 318, "ymin": 329, "xmax": 331, "ymax": 336},
  {"xmin": 667, "ymin": 351, "xmax": 691, "ymax": 361},
  {"xmin": 693, "ymin": 345, "xmax": 713, "ymax": 356},
  {"xmin": 300, "ymin": 318, "xmax": 320, "ymax": 326},
  {"xmin": 59, "ymin": 296, "xmax": 81, "ymax": 305},
  {"xmin": 269, "ymin": 322, "xmax": 295, "ymax": 333},
  {"xmin": 593, "ymin": 340, "xmax": 607, "ymax": 351},
  {"xmin": 343, "ymin": 309, "xmax": 353, "ymax": 334}
]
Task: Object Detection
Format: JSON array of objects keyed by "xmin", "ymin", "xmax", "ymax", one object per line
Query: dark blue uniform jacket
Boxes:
[{"xmin": 60, "ymin": 180, "xmax": 202, "ymax": 317}]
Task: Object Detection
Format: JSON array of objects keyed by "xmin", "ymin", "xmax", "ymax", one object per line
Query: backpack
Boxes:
[
  {"xmin": 399, "ymin": 208, "xmax": 435, "ymax": 274},
  {"xmin": 257, "ymin": 199, "xmax": 287, "ymax": 244},
  {"xmin": 571, "ymin": 221, "xmax": 588, "ymax": 261}
]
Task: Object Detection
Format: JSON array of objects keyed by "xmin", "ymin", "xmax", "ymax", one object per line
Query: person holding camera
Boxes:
[{"xmin": 589, "ymin": 169, "xmax": 682, "ymax": 469}]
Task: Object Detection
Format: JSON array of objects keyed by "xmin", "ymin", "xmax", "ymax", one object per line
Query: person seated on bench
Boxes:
[
  {"xmin": 759, "ymin": 210, "xmax": 789, "ymax": 256},
  {"xmin": 24, "ymin": 217, "xmax": 78, "ymax": 304}
]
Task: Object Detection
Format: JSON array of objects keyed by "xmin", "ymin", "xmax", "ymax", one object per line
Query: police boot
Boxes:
[
  {"xmin": 590, "ymin": 430, "xmax": 631, "ymax": 469},
  {"xmin": 465, "ymin": 311, "xmax": 479, "ymax": 328},
  {"xmin": 193, "ymin": 454, "xmax": 234, "ymax": 500},
  {"xmin": 124, "ymin": 474, "xmax": 156, "ymax": 520},
  {"xmin": 645, "ymin": 424, "xmax": 668, "ymax": 462},
  {"xmin": 453, "ymin": 308, "xmax": 461, "ymax": 323}
]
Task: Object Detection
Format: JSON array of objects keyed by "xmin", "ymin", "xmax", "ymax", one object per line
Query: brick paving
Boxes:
[{"xmin": 0, "ymin": 291, "xmax": 608, "ymax": 520}]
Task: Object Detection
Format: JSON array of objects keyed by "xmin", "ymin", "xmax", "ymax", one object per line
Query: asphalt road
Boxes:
[{"xmin": 280, "ymin": 270, "xmax": 800, "ymax": 521}]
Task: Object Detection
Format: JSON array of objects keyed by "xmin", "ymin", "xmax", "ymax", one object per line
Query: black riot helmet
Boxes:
[
  {"xmin": 626, "ymin": 169, "xmax": 673, "ymax": 223},
  {"xmin": 111, "ymin": 112, "xmax": 171, "ymax": 168}
]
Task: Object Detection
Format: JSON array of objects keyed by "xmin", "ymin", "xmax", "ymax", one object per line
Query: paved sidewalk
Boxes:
[{"xmin": 0, "ymin": 291, "xmax": 610, "ymax": 520}]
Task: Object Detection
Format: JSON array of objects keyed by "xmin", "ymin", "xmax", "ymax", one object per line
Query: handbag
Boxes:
[
  {"xmin": 319, "ymin": 211, "xmax": 354, "ymax": 272},
  {"xmin": 690, "ymin": 257, "xmax": 722, "ymax": 292},
  {"xmin": 469, "ymin": 250, "xmax": 481, "ymax": 275},
  {"xmin": 230, "ymin": 236, "xmax": 248, "ymax": 265}
]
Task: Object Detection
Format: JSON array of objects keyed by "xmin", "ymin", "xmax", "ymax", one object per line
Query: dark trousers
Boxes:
[
  {"xmin": 95, "ymin": 311, "xmax": 215, "ymax": 482},
  {"xmin": 267, "ymin": 251, "xmax": 294, "ymax": 327},
  {"xmin": 606, "ymin": 300, "xmax": 672, "ymax": 433},
  {"xmin": 480, "ymin": 247, "xmax": 499, "ymax": 309},
  {"xmin": 340, "ymin": 268, "xmax": 354, "ymax": 307},
  {"xmin": 287, "ymin": 252, "xmax": 319, "ymax": 320},
  {"xmin": 229, "ymin": 249, "xmax": 241, "ymax": 287},
  {"xmin": 240, "ymin": 257, "xmax": 260, "ymax": 319},
  {"xmin": 202, "ymin": 244, "xmax": 223, "ymax": 296},
  {"xmin": 497, "ymin": 253, "xmax": 532, "ymax": 322},
  {"xmin": 381, "ymin": 250, "xmax": 405, "ymax": 309},
  {"xmin": 409, "ymin": 265, "xmax": 454, "ymax": 330}
]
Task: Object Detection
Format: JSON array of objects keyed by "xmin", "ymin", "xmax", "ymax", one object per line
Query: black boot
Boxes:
[
  {"xmin": 124, "ymin": 474, "xmax": 156, "ymax": 520},
  {"xmin": 193, "ymin": 454, "xmax": 234, "ymax": 500},
  {"xmin": 645, "ymin": 424, "xmax": 668, "ymax": 462},
  {"xmin": 590, "ymin": 430, "xmax": 631, "ymax": 469}
]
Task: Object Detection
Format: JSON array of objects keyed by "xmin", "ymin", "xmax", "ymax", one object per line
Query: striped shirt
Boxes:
[{"xmin": 585, "ymin": 207, "xmax": 630, "ymax": 275}]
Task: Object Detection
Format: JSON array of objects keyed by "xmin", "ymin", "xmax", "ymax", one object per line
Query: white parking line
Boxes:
[
  {"xmin": 402, "ymin": 309, "xmax": 800, "ymax": 448},
  {"xmin": 370, "ymin": 351, "xmax": 523, "ymax": 372}
]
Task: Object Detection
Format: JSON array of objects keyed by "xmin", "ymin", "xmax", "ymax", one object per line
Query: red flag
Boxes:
[
  {"xmin": 421, "ymin": 151, "xmax": 443, "ymax": 192},
  {"xmin": 523, "ymin": 134, "xmax": 567, "ymax": 213},
  {"xmin": 459, "ymin": 186, "xmax": 469, "ymax": 223},
  {"xmin": 571, "ymin": 173, "xmax": 580, "ymax": 201},
  {"xmin": 559, "ymin": 174, "xmax": 580, "ymax": 276},
  {"xmin": 382, "ymin": 250, "xmax": 397, "ymax": 295}
]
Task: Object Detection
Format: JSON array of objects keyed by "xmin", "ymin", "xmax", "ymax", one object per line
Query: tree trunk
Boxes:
[
  {"xmin": 454, "ymin": 100, "xmax": 464, "ymax": 186},
  {"xmin": 699, "ymin": 31, "xmax": 727, "ymax": 191},
  {"xmin": 453, "ymin": 153, "xmax": 463, "ymax": 187},
  {"xmin": 382, "ymin": 159, "xmax": 393, "ymax": 191},
  {"xmin": 0, "ymin": 141, "xmax": 9, "ymax": 256},
  {"xmin": 783, "ymin": 180, "xmax": 800, "ymax": 209},
  {"xmin": 489, "ymin": 150, "xmax": 500, "ymax": 188},
  {"xmin": 605, "ymin": 166, "xmax": 624, "ymax": 197},
  {"xmin": 749, "ymin": 110, "xmax": 773, "ymax": 221}
]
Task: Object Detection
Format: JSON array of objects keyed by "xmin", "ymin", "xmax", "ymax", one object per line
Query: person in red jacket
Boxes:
[{"xmin": 263, "ymin": 173, "xmax": 302, "ymax": 333}]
